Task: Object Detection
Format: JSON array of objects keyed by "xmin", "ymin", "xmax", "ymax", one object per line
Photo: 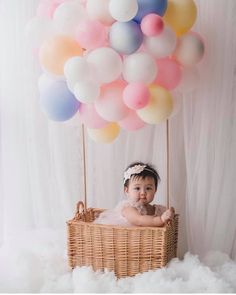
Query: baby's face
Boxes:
[{"xmin": 125, "ymin": 176, "xmax": 156, "ymax": 205}]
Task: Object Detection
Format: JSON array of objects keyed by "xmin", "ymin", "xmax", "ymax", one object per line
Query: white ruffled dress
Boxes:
[{"xmin": 93, "ymin": 198, "xmax": 166, "ymax": 227}]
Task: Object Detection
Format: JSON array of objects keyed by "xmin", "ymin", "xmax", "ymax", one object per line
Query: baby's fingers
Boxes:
[{"xmin": 170, "ymin": 207, "xmax": 175, "ymax": 214}]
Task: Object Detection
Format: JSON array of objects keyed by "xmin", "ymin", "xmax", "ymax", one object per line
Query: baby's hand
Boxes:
[{"xmin": 161, "ymin": 207, "xmax": 175, "ymax": 223}]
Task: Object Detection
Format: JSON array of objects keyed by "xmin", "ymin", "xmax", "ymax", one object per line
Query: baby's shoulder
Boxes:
[
  {"xmin": 115, "ymin": 199, "xmax": 132, "ymax": 211},
  {"xmin": 117, "ymin": 199, "xmax": 130, "ymax": 206}
]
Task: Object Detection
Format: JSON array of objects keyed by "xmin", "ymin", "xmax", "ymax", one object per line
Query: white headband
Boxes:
[
  {"xmin": 124, "ymin": 164, "xmax": 158, "ymax": 184},
  {"xmin": 124, "ymin": 165, "xmax": 146, "ymax": 184}
]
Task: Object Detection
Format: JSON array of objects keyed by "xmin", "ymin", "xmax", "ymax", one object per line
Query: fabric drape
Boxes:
[{"xmin": 0, "ymin": 0, "xmax": 235, "ymax": 260}]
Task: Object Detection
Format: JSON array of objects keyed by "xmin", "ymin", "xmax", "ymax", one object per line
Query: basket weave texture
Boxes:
[{"xmin": 67, "ymin": 201, "xmax": 179, "ymax": 278}]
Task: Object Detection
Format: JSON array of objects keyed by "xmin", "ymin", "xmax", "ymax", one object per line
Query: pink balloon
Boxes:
[
  {"xmin": 75, "ymin": 20, "xmax": 107, "ymax": 50},
  {"xmin": 141, "ymin": 13, "xmax": 164, "ymax": 36},
  {"xmin": 101, "ymin": 79, "xmax": 127, "ymax": 91},
  {"xmin": 119, "ymin": 110, "xmax": 146, "ymax": 131},
  {"xmin": 79, "ymin": 103, "xmax": 109, "ymax": 128},
  {"xmin": 95, "ymin": 80, "xmax": 129, "ymax": 122},
  {"xmin": 123, "ymin": 82, "xmax": 150, "ymax": 110},
  {"xmin": 155, "ymin": 58, "xmax": 182, "ymax": 90}
]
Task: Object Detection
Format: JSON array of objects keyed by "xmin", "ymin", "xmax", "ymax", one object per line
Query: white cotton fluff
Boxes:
[
  {"xmin": 72, "ymin": 266, "xmax": 124, "ymax": 293},
  {"xmin": 203, "ymin": 250, "xmax": 236, "ymax": 291},
  {"xmin": 0, "ymin": 247, "xmax": 43, "ymax": 292},
  {"xmin": 0, "ymin": 229, "xmax": 236, "ymax": 293}
]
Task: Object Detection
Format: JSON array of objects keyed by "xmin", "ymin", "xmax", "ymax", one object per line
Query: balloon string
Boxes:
[
  {"xmin": 166, "ymin": 119, "xmax": 170, "ymax": 209},
  {"xmin": 82, "ymin": 123, "xmax": 87, "ymax": 210}
]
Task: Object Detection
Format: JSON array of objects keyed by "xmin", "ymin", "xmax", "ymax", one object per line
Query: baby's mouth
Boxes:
[{"xmin": 139, "ymin": 199, "xmax": 146, "ymax": 204}]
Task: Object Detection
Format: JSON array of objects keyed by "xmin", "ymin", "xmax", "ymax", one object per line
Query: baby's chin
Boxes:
[
  {"xmin": 130, "ymin": 199, "xmax": 146, "ymax": 206},
  {"xmin": 137, "ymin": 200, "xmax": 147, "ymax": 205}
]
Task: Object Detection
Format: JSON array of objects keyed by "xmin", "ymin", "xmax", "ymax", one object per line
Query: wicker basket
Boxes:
[{"xmin": 67, "ymin": 201, "xmax": 179, "ymax": 278}]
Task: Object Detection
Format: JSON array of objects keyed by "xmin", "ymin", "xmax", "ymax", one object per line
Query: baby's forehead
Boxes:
[{"xmin": 130, "ymin": 176, "xmax": 155, "ymax": 185}]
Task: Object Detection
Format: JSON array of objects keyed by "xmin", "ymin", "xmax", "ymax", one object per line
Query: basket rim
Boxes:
[{"xmin": 67, "ymin": 214, "xmax": 179, "ymax": 231}]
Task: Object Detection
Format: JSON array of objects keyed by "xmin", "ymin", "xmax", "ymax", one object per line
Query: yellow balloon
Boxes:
[
  {"xmin": 39, "ymin": 35, "xmax": 83, "ymax": 75},
  {"xmin": 87, "ymin": 122, "xmax": 120, "ymax": 143},
  {"xmin": 137, "ymin": 85, "xmax": 173, "ymax": 124},
  {"xmin": 163, "ymin": 0, "xmax": 197, "ymax": 36}
]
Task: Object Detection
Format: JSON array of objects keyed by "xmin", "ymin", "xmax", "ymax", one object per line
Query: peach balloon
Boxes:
[
  {"xmin": 39, "ymin": 35, "xmax": 83, "ymax": 75},
  {"xmin": 118, "ymin": 110, "xmax": 146, "ymax": 131},
  {"xmin": 155, "ymin": 58, "xmax": 182, "ymax": 90},
  {"xmin": 137, "ymin": 85, "xmax": 173, "ymax": 124},
  {"xmin": 87, "ymin": 122, "xmax": 120, "ymax": 143},
  {"xmin": 79, "ymin": 103, "xmax": 108, "ymax": 128}
]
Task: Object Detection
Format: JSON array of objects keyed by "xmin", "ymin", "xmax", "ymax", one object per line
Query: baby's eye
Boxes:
[
  {"xmin": 146, "ymin": 187, "xmax": 153, "ymax": 190},
  {"xmin": 134, "ymin": 187, "xmax": 140, "ymax": 191}
]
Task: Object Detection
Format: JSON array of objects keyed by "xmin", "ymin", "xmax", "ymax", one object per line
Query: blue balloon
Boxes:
[
  {"xmin": 109, "ymin": 21, "xmax": 143, "ymax": 55},
  {"xmin": 40, "ymin": 80, "xmax": 80, "ymax": 121},
  {"xmin": 134, "ymin": 0, "xmax": 167, "ymax": 23}
]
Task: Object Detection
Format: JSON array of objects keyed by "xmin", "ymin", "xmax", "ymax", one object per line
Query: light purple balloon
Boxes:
[
  {"xmin": 109, "ymin": 21, "xmax": 143, "ymax": 54},
  {"xmin": 40, "ymin": 80, "xmax": 80, "ymax": 121}
]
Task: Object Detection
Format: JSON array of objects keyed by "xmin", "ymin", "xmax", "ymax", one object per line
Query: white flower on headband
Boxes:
[{"xmin": 124, "ymin": 164, "xmax": 146, "ymax": 183}]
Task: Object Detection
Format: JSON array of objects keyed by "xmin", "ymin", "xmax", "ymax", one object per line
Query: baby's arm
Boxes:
[{"xmin": 122, "ymin": 206, "xmax": 164, "ymax": 227}]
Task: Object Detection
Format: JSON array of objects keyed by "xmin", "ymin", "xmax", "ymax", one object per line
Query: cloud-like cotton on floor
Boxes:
[{"xmin": 0, "ymin": 229, "xmax": 235, "ymax": 293}]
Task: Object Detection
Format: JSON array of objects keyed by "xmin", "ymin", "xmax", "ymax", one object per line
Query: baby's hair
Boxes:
[{"xmin": 124, "ymin": 161, "xmax": 160, "ymax": 189}]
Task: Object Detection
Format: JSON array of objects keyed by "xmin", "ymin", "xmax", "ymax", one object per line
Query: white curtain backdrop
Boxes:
[{"xmin": 0, "ymin": 0, "xmax": 236, "ymax": 260}]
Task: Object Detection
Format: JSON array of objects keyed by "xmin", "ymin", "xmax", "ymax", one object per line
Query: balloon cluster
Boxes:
[{"xmin": 26, "ymin": 0, "xmax": 205, "ymax": 143}]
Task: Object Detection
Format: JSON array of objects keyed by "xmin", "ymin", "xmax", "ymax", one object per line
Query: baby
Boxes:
[{"xmin": 94, "ymin": 162, "xmax": 175, "ymax": 227}]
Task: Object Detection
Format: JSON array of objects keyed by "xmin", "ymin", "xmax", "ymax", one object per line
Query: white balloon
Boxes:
[
  {"xmin": 86, "ymin": 0, "xmax": 115, "ymax": 25},
  {"xmin": 123, "ymin": 52, "xmax": 157, "ymax": 84},
  {"xmin": 174, "ymin": 33, "xmax": 205, "ymax": 66},
  {"xmin": 74, "ymin": 80, "xmax": 100, "ymax": 103},
  {"xmin": 38, "ymin": 72, "xmax": 65, "ymax": 93},
  {"xmin": 53, "ymin": 0, "xmax": 87, "ymax": 35},
  {"xmin": 109, "ymin": 0, "xmax": 138, "ymax": 22},
  {"xmin": 144, "ymin": 26, "xmax": 177, "ymax": 58},
  {"xmin": 66, "ymin": 79, "xmax": 76, "ymax": 93},
  {"xmin": 64, "ymin": 56, "xmax": 90, "ymax": 89},
  {"xmin": 86, "ymin": 47, "xmax": 122, "ymax": 83},
  {"xmin": 25, "ymin": 17, "xmax": 55, "ymax": 48}
]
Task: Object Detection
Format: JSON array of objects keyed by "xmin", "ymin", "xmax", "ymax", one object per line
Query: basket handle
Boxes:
[
  {"xmin": 73, "ymin": 201, "xmax": 88, "ymax": 221},
  {"xmin": 76, "ymin": 201, "xmax": 85, "ymax": 215}
]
